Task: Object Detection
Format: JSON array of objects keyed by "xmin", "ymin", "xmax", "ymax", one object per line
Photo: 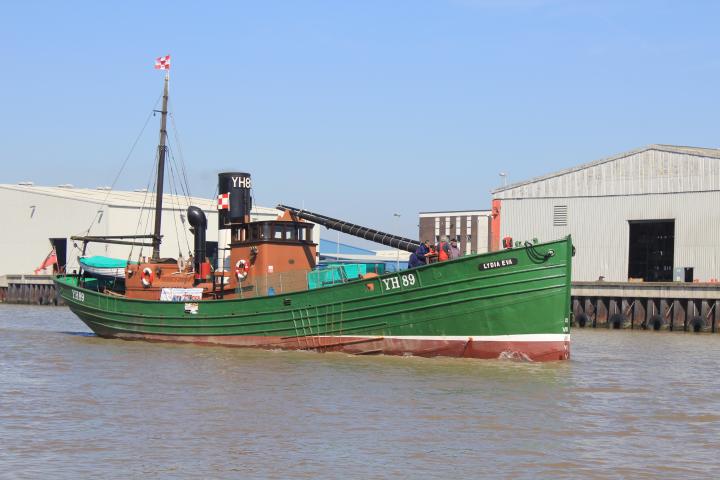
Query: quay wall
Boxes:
[
  {"xmin": 0, "ymin": 275, "xmax": 63, "ymax": 306},
  {"xmin": 572, "ymin": 281, "xmax": 720, "ymax": 332}
]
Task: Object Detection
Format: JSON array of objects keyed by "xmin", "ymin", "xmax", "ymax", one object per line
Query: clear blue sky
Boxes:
[{"xmin": 2, "ymin": 0, "xmax": 720, "ymax": 242}]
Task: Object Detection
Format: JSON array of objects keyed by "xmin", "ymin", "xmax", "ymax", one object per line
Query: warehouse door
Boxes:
[
  {"xmin": 627, "ymin": 220, "xmax": 674, "ymax": 282},
  {"xmin": 49, "ymin": 238, "xmax": 67, "ymax": 273}
]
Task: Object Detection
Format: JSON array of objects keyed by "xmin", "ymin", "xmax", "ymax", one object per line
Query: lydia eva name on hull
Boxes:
[{"xmin": 478, "ymin": 258, "xmax": 518, "ymax": 270}]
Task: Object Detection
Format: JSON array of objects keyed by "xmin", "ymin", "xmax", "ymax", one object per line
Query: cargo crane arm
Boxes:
[{"xmin": 276, "ymin": 204, "xmax": 421, "ymax": 253}]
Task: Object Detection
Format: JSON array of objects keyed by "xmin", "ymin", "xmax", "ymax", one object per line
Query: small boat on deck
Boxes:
[{"xmin": 79, "ymin": 256, "xmax": 130, "ymax": 280}]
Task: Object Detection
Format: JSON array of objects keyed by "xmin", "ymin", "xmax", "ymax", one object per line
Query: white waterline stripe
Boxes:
[{"xmin": 327, "ymin": 334, "xmax": 569, "ymax": 342}]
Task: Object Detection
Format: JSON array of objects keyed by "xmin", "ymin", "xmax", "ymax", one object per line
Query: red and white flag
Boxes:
[
  {"xmin": 154, "ymin": 55, "xmax": 171, "ymax": 70},
  {"xmin": 34, "ymin": 247, "xmax": 58, "ymax": 274},
  {"xmin": 217, "ymin": 193, "xmax": 230, "ymax": 210}
]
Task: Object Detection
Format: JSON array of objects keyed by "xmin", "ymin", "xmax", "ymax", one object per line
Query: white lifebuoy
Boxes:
[
  {"xmin": 141, "ymin": 267, "xmax": 154, "ymax": 287},
  {"xmin": 235, "ymin": 259, "xmax": 249, "ymax": 281}
]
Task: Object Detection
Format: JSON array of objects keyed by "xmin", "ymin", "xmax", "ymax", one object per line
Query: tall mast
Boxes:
[{"xmin": 151, "ymin": 72, "xmax": 169, "ymax": 260}]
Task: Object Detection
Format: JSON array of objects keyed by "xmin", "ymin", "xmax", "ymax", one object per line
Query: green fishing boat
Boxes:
[
  {"xmin": 56, "ymin": 237, "xmax": 571, "ymax": 361},
  {"xmin": 54, "ymin": 59, "xmax": 572, "ymax": 361}
]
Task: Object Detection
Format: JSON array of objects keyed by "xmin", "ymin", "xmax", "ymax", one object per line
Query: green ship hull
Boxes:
[{"xmin": 55, "ymin": 237, "xmax": 572, "ymax": 361}]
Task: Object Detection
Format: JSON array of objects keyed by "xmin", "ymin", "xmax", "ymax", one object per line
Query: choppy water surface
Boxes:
[{"xmin": 1, "ymin": 305, "xmax": 719, "ymax": 479}]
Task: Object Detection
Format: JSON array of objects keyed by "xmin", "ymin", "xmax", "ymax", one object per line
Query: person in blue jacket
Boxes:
[{"xmin": 408, "ymin": 241, "xmax": 430, "ymax": 268}]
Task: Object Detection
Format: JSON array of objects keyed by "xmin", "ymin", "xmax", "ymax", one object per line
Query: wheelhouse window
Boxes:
[
  {"xmin": 273, "ymin": 225, "xmax": 284, "ymax": 239},
  {"xmin": 234, "ymin": 221, "xmax": 314, "ymax": 244}
]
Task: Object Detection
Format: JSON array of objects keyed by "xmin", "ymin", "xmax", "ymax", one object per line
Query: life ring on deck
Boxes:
[
  {"xmin": 141, "ymin": 267, "xmax": 154, "ymax": 287},
  {"xmin": 235, "ymin": 259, "xmax": 249, "ymax": 281}
]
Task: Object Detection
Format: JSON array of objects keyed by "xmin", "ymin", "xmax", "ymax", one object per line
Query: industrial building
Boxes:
[
  {"xmin": 317, "ymin": 239, "xmax": 410, "ymax": 271},
  {"xmin": 0, "ymin": 183, "xmax": 290, "ymax": 276},
  {"xmin": 414, "ymin": 145, "xmax": 720, "ymax": 331},
  {"xmin": 418, "ymin": 210, "xmax": 492, "ymax": 256},
  {"xmin": 491, "ymin": 144, "xmax": 720, "ymax": 283}
]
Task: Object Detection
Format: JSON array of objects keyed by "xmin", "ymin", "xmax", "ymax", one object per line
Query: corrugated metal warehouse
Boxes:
[
  {"xmin": 0, "ymin": 184, "xmax": 287, "ymax": 276},
  {"xmin": 491, "ymin": 145, "xmax": 720, "ymax": 283}
]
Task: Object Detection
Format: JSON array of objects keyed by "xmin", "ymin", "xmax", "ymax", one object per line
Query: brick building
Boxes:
[{"xmin": 418, "ymin": 210, "xmax": 492, "ymax": 256}]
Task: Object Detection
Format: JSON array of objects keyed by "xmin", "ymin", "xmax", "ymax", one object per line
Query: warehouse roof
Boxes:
[
  {"xmin": 492, "ymin": 144, "xmax": 720, "ymax": 194},
  {"xmin": 0, "ymin": 183, "xmax": 280, "ymax": 215}
]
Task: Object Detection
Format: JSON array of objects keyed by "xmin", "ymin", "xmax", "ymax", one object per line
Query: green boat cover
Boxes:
[{"xmin": 80, "ymin": 256, "xmax": 131, "ymax": 269}]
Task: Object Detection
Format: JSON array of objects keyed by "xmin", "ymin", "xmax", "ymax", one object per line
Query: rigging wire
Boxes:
[
  {"xmin": 129, "ymin": 137, "xmax": 193, "ymax": 261},
  {"xmin": 81, "ymin": 95, "xmax": 162, "ymax": 238},
  {"xmin": 74, "ymin": 93, "xmax": 197, "ymax": 264},
  {"xmin": 166, "ymin": 99, "xmax": 194, "ymax": 259},
  {"xmin": 140, "ymin": 164, "xmax": 159, "ymax": 259},
  {"xmin": 166, "ymin": 155, "xmax": 185, "ymax": 257},
  {"xmin": 130, "ymin": 148, "xmax": 161, "ymax": 261},
  {"xmin": 168, "ymin": 100, "xmax": 193, "ymax": 199},
  {"xmin": 168, "ymin": 146, "xmax": 193, "ymax": 256}
]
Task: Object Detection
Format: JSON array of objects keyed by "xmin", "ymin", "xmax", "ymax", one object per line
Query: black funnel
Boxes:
[
  {"xmin": 218, "ymin": 172, "xmax": 252, "ymax": 229},
  {"xmin": 187, "ymin": 206, "xmax": 207, "ymax": 275}
]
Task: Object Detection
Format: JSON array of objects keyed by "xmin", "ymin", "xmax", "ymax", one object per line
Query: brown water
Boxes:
[{"xmin": 1, "ymin": 304, "xmax": 719, "ymax": 479}]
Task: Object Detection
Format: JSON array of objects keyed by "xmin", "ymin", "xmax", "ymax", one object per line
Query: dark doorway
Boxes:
[
  {"xmin": 49, "ymin": 238, "xmax": 67, "ymax": 273},
  {"xmin": 206, "ymin": 241, "xmax": 218, "ymax": 268},
  {"xmin": 628, "ymin": 220, "xmax": 674, "ymax": 282}
]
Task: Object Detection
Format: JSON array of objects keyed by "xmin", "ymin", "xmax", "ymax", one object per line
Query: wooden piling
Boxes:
[{"xmin": 572, "ymin": 281, "xmax": 720, "ymax": 334}]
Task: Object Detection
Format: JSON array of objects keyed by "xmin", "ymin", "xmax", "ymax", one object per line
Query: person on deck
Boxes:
[
  {"xmin": 408, "ymin": 252, "xmax": 423, "ymax": 268},
  {"xmin": 437, "ymin": 236, "xmax": 451, "ymax": 262},
  {"xmin": 449, "ymin": 238, "xmax": 462, "ymax": 260},
  {"xmin": 416, "ymin": 240, "xmax": 431, "ymax": 265},
  {"xmin": 427, "ymin": 244, "xmax": 438, "ymax": 263}
]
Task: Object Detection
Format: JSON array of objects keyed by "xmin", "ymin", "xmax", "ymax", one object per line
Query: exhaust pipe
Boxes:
[{"xmin": 187, "ymin": 206, "xmax": 207, "ymax": 279}]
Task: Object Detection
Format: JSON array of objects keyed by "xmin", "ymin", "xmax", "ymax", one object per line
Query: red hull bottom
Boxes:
[{"xmin": 111, "ymin": 333, "xmax": 571, "ymax": 362}]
